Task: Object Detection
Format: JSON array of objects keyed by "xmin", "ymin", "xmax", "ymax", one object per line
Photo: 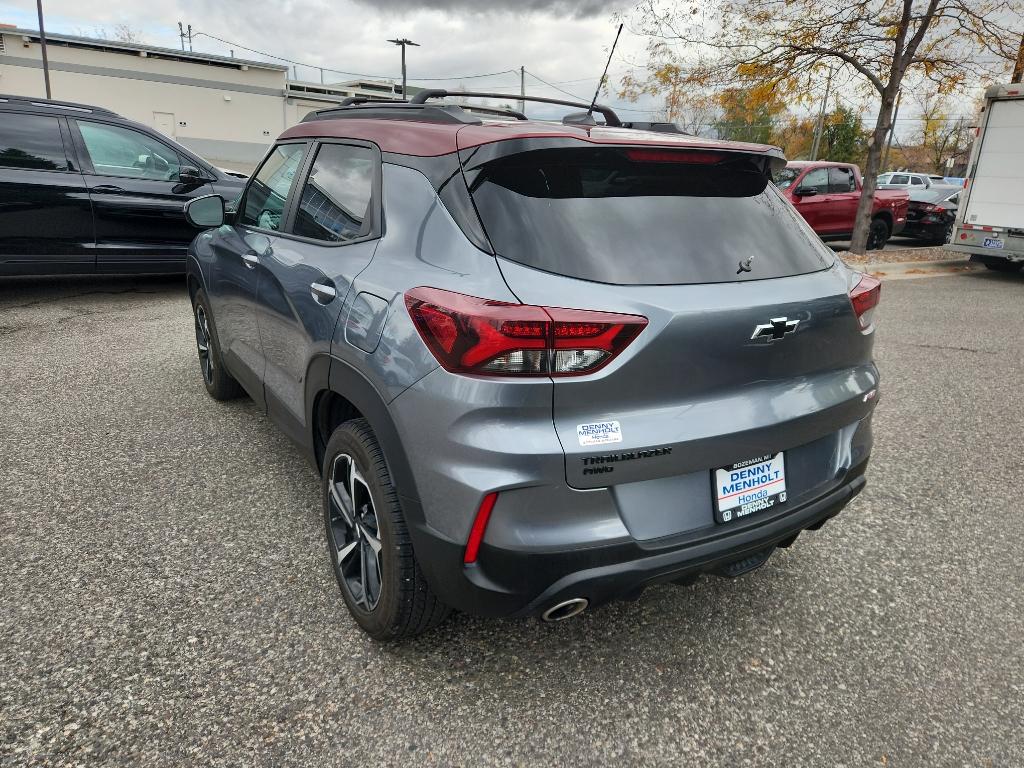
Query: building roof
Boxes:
[
  {"xmin": 3, "ymin": 26, "xmax": 288, "ymax": 72},
  {"xmin": 280, "ymin": 115, "xmax": 784, "ymax": 159}
]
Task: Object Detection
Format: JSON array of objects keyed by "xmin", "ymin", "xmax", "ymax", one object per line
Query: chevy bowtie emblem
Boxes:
[{"xmin": 751, "ymin": 317, "xmax": 799, "ymax": 341}]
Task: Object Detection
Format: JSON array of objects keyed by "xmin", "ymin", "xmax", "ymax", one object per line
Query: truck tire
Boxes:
[
  {"xmin": 866, "ymin": 218, "xmax": 890, "ymax": 251},
  {"xmin": 984, "ymin": 260, "xmax": 1024, "ymax": 273},
  {"xmin": 322, "ymin": 419, "xmax": 452, "ymax": 640}
]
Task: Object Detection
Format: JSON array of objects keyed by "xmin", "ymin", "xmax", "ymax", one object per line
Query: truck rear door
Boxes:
[{"xmin": 962, "ymin": 97, "xmax": 1024, "ymax": 230}]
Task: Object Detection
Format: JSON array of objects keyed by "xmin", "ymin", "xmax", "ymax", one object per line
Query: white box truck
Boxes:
[{"xmin": 947, "ymin": 83, "xmax": 1024, "ymax": 272}]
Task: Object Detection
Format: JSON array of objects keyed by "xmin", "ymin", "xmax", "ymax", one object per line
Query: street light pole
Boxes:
[
  {"xmin": 387, "ymin": 38, "xmax": 419, "ymax": 99},
  {"xmin": 35, "ymin": 0, "xmax": 52, "ymax": 99}
]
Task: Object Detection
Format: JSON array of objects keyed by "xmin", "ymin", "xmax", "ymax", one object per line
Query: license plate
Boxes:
[
  {"xmin": 983, "ymin": 237, "xmax": 1005, "ymax": 249},
  {"xmin": 714, "ymin": 452, "xmax": 787, "ymax": 524}
]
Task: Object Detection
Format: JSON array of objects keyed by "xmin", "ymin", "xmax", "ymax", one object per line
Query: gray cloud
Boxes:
[
  {"xmin": 6, "ymin": 0, "xmax": 661, "ymax": 116},
  {"xmin": 343, "ymin": 0, "xmax": 627, "ymax": 18}
]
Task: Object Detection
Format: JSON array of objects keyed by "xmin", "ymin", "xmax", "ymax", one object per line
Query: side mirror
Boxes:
[
  {"xmin": 184, "ymin": 194, "xmax": 226, "ymax": 228},
  {"xmin": 794, "ymin": 186, "xmax": 818, "ymax": 197},
  {"xmin": 178, "ymin": 165, "xmax": 205, "ymax": 186}
]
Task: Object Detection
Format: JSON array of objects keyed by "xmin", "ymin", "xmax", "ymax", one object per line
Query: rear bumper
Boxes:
[
  {"xmin": 946, "ymin": 228, "xmax": 1024, "ymax": 260},
  {"xmin": 901, "ymin": 221, "xmax": 945, "ymax": 241},
  {"xmin": 407, "ymin": 462, "xmax": 868, "ymax": 618}
]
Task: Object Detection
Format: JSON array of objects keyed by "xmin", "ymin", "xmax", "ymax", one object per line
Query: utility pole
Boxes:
[
  {"xmin": 387, "ymin": 38, "xmax": 419, "ymax": 98},
  {"xmin": 881, "ymin": 89, "xmax": 902, "ymax": 172},
  {"xmin": 810, "ymin": 68, "xmax": 833, "ymax": 161},
  {"xmin": 1013, "ymin": 33, "xmax": 1024, "ymax": 83},
  {"xmin": 177, "ymin": 22, "xmax": 193, "ymax": 52},
  {"xmin": 35, "ymin": 0, "xmax": 51, "ymax": 99},
  {"xmin": 519, "ymin": 65, "xmax": 525, "ymax": 114}
]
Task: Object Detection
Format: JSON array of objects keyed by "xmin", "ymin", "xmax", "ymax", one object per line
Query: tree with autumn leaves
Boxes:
[{"xmin": 620, "ymin": 0, "xmax": 1022, "ymax": 253}]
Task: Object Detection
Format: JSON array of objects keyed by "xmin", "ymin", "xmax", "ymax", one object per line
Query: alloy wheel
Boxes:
[
  {"xmin": 194, "ymin": 304, "xmax": 214, "ymax": 385},
  {"xmin": 328, "ymin": 453, "xmax": 384, "ymax": 611}
]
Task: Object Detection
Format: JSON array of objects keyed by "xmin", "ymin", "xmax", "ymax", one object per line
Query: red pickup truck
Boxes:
[{"xmin": 774, "ymin": 161, "xmax": 909, "ymax": 249}]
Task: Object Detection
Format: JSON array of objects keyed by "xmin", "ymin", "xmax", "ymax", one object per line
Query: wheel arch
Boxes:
[
  {"xmin": 871, "ymin": 209, "xmax": 894, "ymax": 231},
  {"xmin": 186, "ymin": 253, "xmax": 208, "ymax": 304},
  {"xmin": 306, "ymin": 355, "xmax": 420, "ymax": 505}
]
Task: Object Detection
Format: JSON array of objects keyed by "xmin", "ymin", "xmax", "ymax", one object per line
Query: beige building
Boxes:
[{"xmin": 0, "ymin": 25, "xmax": 411, "ymax": 173}]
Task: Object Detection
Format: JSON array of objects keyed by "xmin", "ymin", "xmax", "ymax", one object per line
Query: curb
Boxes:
[{"xmin": 851, "ymin": 258, "xmax": 976, "ymax": 276}]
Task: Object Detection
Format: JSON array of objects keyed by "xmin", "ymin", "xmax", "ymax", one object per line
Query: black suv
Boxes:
[{"xmin": 0, "ymin": 95, "xmax": 245, "ymax": 275}]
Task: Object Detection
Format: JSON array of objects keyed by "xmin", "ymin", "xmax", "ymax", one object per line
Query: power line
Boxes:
[
  {"xmin": 524, "ymin": 69, "xmax": 666, "ymax": 114},
  {"xmin": 192, "ymin": 30, "xmax": 519, "ymax": 82},
  {"xmin": 524, "ymin": 70, "xmax": 589, "ymax": 101}
]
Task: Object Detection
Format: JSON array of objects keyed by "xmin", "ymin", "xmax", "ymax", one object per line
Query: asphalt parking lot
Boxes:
[{"xmin": 2, "ymin": 268, "xmax": 1023, "ymax": 766}]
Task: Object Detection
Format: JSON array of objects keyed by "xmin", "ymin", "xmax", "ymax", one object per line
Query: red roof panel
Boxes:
[
  {"xmin": 279, "ymin": 118, "xmax": 462, "ymax": 156},
  {"xmin": 279, "ymin": 117, "xmax": 782, "ymax": 159}
]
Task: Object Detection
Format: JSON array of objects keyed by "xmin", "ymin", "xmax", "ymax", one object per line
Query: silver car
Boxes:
[{"xmin": 184, "ymin": 92, "xmax": 881, "ymax": 639}]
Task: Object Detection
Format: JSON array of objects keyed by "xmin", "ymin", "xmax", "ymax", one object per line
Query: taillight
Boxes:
[
  {"xmin": 405, "ymin": 287, "xmax": 648, "ymax": 376},
  {"xmin": 849, "ymin": 274, "xmax": 881, "ymax": 330}
]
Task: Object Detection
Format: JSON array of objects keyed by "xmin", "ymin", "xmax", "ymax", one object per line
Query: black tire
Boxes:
[
  {"xmin": 322, "ymin": 419, "xmax": 451, "ymax": 640},
  {"xmin": 866, "ymin": 218, "xmax": 890, "ymax": 251},
  {"xmin": 984, "ymin": 260, "xmax": 1024, "ymax": 273},
  {"xmin": 192, "ymin": 289, "xmax": 243, "ymax": 401}
]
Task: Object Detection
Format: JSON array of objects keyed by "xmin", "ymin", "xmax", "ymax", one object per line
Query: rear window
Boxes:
[{"xmin": 468, "ymin": 147, "xmax": 833, "ymax": 285}]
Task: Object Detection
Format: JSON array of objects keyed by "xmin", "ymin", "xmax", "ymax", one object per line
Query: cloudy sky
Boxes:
[{"xmin": 0, "ymin": 0, "xmax": 663, "ymax": 119}]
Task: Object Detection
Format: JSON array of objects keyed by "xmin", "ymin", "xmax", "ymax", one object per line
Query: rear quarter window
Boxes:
[
  {"xmin": 0, "ymin": 113, "xmax": 69, "ymax": 171},
  {"xmin": 468, "ymin": 147, "xmax": 834, "ymax": 285},
  {"xmin": 292, "ymin": 143, "xmax": 375, "ymax": 243}
]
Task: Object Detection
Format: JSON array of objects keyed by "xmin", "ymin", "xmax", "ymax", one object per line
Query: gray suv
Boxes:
[{"xmin": 184, "ymin": 92, "xmax": 880, "ymax": 639}]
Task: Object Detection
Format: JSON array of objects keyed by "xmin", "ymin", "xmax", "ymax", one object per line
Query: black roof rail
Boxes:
[
  {"xmin": 0, "ymin": 93, "xmax": 119, "ymax": 117},
  {"xmin": 303, "ymin": 96, "xmax": 528, "ymax": 124},
  {"xmin": 460, "ymin": 104, "xmax": 528, "ymax": 121},
  {"xmin": 335, "ymin": 96, "xmax": 402, "ymax": 107},
  {"xmin": 620, "ymin": 121, "xmax": 690, "ymax": 135},
  {"xmin": 301, "ymin": 100, "xmax": 484, "ymax": 125},
  {"xmin": 409, "ymin": 89, "xmax": 622, "ymax": 127}
]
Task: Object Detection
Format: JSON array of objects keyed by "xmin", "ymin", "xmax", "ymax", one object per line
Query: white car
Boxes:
[{"xmin": 877, "ymin": 172, "xmax": 944, "ymax": 189}]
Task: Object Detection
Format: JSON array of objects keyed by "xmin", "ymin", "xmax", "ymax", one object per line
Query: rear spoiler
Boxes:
[{"xmin": 458, "ymin": 135, "xmax": 788, "ymax": 179}]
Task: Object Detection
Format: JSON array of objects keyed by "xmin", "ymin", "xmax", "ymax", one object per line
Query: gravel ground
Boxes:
[{"xmin": 1, "ymin": 270, "xmax": 1023, "ymax": 767}]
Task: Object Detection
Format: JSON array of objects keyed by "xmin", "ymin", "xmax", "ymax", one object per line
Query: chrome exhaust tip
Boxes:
[{"xmin": 541, "ymin": 598, "xmax": 589, "ymax": 622}]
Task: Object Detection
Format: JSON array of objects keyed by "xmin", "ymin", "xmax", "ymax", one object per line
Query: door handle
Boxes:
[
  {"xmin": 241, "ymin": 253, "xmax": 259, "ymax": 269},
  {"xmin": 92, "ymin": 184, "xmax": 127, "ymax": 193},
  {"xmin": 310, "ymin": 282, "xmax": 337, "ymax": 304}
]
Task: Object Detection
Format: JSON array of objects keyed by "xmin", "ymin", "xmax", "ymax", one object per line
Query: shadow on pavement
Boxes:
[{"xmin": 0, "ymin": 273, "xmax": 186, "ymax": 306}]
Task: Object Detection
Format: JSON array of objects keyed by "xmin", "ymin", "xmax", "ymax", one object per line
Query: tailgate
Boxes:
[
  {"xmin": 465, "ymin": 141, "xmax": 878, "ymax": 494},
  {"xmin": 498, "ymin": 261, "xmax": 877, "ymax": 490}
]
